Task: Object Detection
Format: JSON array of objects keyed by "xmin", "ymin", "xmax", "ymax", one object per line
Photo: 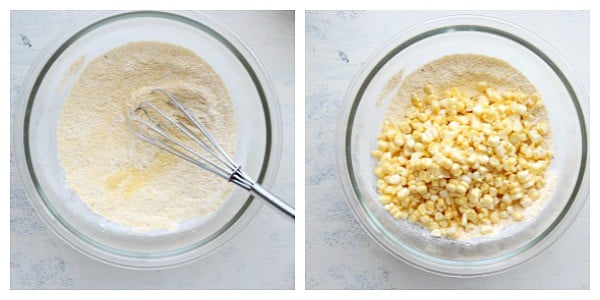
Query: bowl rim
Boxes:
[
  {"xmin": 336, "ymin": 14, "xmax": 589, "ymax": 277},
  {"xmin": 12, "ymin": 10, "xmax": 283, "ymax": 270}
]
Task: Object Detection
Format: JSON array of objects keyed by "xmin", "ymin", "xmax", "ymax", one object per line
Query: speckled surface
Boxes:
[
  {"xmin": 10, "ymin": 10, "xmax": 294, "ymax": 289},
  {"xmin": 305, "ymin": 10, "xmax": 589, "ymax": 289}
]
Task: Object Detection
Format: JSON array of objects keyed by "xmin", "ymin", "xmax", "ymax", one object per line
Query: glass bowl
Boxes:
[
  {"xmin": 336, "ymin": 15, "xmax": 589, "ymax": 277},
  {"xmin": 12, "ymin": 11, "xmax": 282, "ymax": 269}
]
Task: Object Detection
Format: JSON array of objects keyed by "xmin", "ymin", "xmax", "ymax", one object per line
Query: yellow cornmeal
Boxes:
[
  {"xmin": 372, "ymin": 54, "xmax": 553, "ymax": 239},
  {"xmin": 57, "ymin": 41, "xmax": 237, "ymax": 232}
]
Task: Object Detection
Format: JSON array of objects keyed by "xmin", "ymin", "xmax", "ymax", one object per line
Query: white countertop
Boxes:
[
  {"xmin": 10, "ymin": 10, "xmax": 295, "ymax": 289},
  {"xmin": 305, "ymin": 10, "xmax": 589, "ymax": 289}
]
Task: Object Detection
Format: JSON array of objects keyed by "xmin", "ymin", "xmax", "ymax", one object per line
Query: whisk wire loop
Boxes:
[
  {"xmin": 130, "ymin": 101, "xmax": 232, "ymax": 180},
  {"xmin": 128, "ymin": 89, "xmax": 295, "ymax": 220},
  {"xmin": 155, "ymin": 89, "xmax": 239, "ymax": 170}
]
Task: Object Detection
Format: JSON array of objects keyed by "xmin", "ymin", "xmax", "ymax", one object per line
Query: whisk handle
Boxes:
[{"xmin": 250, "ymin": 184, "xmax": 295, "ymax": 220}]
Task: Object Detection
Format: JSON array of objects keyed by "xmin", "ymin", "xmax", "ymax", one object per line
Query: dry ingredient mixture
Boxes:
[
  {"xmin": 372, "ymin": 54, "xmax": 553, "ymax": 240},
  {"xmin": 57, "ymin": 41, "xmax": 237, "ymax": 232}
]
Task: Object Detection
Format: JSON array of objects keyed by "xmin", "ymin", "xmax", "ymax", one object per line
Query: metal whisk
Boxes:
[{"xmin": 129, "ymin": 89, "xmax": 295, "ymax": 220}]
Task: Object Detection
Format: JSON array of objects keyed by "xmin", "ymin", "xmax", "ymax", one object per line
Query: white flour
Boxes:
[{"xmin": 57, "ymin": 41, "xmax": 237, "ymax": 232}]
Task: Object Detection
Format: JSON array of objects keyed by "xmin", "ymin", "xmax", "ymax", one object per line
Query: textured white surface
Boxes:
[
  {"xmin": 305, "ymin": 10, "xmax": 589, "ymax": 289},
  {"xmin": 10, "ymin": 10, "xmax": 294, "ymax": 289}
]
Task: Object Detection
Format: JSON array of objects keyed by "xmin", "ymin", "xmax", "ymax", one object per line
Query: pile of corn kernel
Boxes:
[{"xmin": 372, "ymin": 82, "xmax": 552, "ymax": 239}]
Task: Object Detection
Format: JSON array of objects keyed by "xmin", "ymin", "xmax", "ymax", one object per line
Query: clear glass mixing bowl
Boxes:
[
  {"xmin": 336, "ymin": 15, "xmax": 589, "ymax": 277},
  {"xmin": 12, "ymin": 11, "xmax": 282, "ymax": 269}
]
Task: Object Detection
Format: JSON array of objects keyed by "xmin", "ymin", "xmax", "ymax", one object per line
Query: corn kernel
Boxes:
[
  {"xmin": 465, "ymin": 224, "xmax": 476, "ymax": 232},
  {"xmin": 436, "ymin": 199, "xmax": 446, "ymax": 211},
  {"xmin": 384, "ymin": 186, "xmax": 394, "ymax": 195},
  {"xmin": 480, "ymin": 194, "xmax": 494, "ymax": 209},
  {"xmin": 446, "ymin": 183, "xmax": 457, "ymax": 193},
  {"xmin": 423, "ymin": 84, "xmax": 434, "ymax": 95},
  {"xmin": 397, "ymin": 188, "xmax": 410, "ymax": 199},
  {"xmin": 372, "ymin": 83, "xmax": 551, "ymax": 239},
  {"xmin": 455, "ymin": 184, "xmax": 467, "ymax": 195},
  {"xmin": 379, "ymin": 195, "xmax": 392, "ymax": 204},
  {"xmin": 528, "ymin": 189, "xmax": 540, "ymax": 201},
  {"xmin": 434, "ymin": 212, "xmax": 445, "ymax": 221},
  {"xmin": 480, "ymin": 225, "xmax": 493, "ymax": 235},
  {"xmin": 520, "ymin": 195, "xmax": 533, "ymax": 208},
  {"xmin": 414, "ymin": 142, "xmax": 425, "ymax": 152},
  {"xmin": 416, "ymin": 185, "xmax": 428, "ymax": 195},
  {"xmin": 490, "ymin": 211, "xmax": 500, "ymax": 224},
  {"xmin": 512, "ymin": 211, "xmax": 523, "ymax": 221},
  {"xmin": 387, "ymin": 174, "xmax": 401, "ymax": 185},
  {"xmin": 517, "ymin": 170, "xmax": 530, "ymax": 181},
  {"xmin": 393, "ymin": 135, "xmax": 405, "ymax": 147},
  {"xmin": 409, "ymin": 213, "xmax": 418, "ymax": 223},
  {"xmin": 430, "ymin": 229, "xmax": 442, "ymax": 237},
  {"xmin": 465, "ymin": 209, "xmax": 477, "ymax": 221},
  {"xmin": 461, "ymin": 213, "xmax": 468, "ymax": 227}
]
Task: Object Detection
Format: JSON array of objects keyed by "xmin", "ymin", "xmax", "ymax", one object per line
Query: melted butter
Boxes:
[{"xmin": 105, "ymin": 151, "xmax": 176, "ymax": 198}]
